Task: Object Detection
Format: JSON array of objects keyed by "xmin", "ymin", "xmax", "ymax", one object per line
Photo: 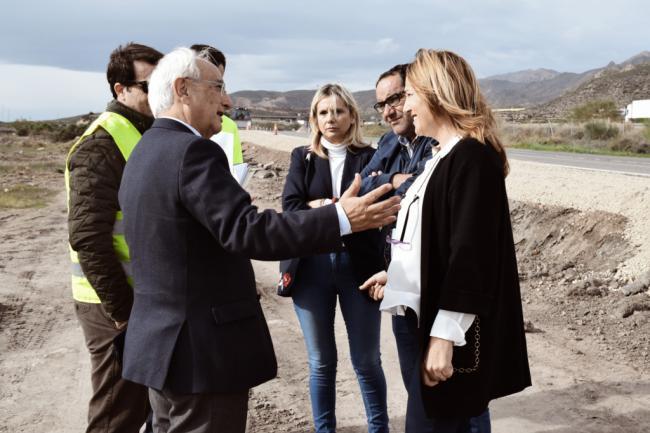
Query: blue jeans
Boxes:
[
  {"xmin": 292, "ymin": 252, "xmax": 389, "ymax": 433},
  {"xmin": 392, "ymin": 312, "xmax": 491, "ymax": 433}
]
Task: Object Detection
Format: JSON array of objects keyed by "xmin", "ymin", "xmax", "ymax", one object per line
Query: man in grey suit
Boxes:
[{"xmin": 118, "ymin": 47, "xmax": 400, "ymax": 433}]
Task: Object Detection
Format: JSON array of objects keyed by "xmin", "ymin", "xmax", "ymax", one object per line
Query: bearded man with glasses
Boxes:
[
  {"xmin": 359, "ymin": 64, "xmax": 435, "ymax": 266},
  {"xmin": 361, "ymin": 64, "xmax": 435, "ymax": 192}
]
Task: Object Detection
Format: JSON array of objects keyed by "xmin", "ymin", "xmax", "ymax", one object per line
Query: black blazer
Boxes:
[
  {"xmin": 417, "ymin": 138, "xmax": 531, "ymax": 417},
  {"xmin": 118, "ymin": 119, "xmax": 342, "ymax": 393},
  {"xmin": 282, "ymin": 145, "xmax": 384, "ymax": 283}
]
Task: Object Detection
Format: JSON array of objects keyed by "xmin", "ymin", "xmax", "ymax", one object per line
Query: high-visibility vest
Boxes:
[
  {"xmin": 213, "ymin": 115, "xmax": 243, "ymax": 165},
  {"xmin": 64, "ymin": 111, "xmax": 141, "ymax": 303}
]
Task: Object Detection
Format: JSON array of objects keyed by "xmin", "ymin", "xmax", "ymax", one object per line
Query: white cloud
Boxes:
[
  {"xmin": 0, "ymin": 64, "xmax": 107, "ymax": 120},
  {"xmin": 2, "ymin": 0, "xmax": 650, "ymax": 118},
  {"xmin": 373, "ymin": 38, "xmax": 400, "ymax": 55}
]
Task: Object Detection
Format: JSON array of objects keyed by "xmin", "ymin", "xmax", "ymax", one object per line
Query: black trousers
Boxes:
[
  {"xmin": 149, "ymin": 387, "xmax": 249, "ymax": 433},
  {"xmin": 75, "ymin": 301, "xmax": 150, "ymax": 433}
]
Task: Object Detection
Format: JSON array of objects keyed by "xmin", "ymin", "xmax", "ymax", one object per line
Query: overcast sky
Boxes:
[{"xmin": 1, "ymin": 0, "xmax": 649, "ymax": 120}]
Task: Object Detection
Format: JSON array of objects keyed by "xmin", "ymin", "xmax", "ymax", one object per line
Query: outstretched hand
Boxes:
[
  {"xmin": 339, "ymin": 174, "xmax": 400, "ymax": 232},
  {"xmin": 359, "ymin": 270, "xmax": 388, "ymax": 301}
]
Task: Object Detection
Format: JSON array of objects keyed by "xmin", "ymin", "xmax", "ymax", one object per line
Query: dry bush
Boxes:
[
  {"xmin": 584, "ymin": 121, "xmax": 619, "ymax": 140},
  {"xmin": 571, "ymin": 100, "xmax": 622, "ymax": 122},
  {"xmin": 499, "ymin": 120, "xmax": 647, "ymax": 155},
  {"xmin": 362, "ymin": 123, "xmax": 390, "ymax": 139},
  {"xmin": 5, "ymin": 120, "xmax": 86, "ymax": 142}
]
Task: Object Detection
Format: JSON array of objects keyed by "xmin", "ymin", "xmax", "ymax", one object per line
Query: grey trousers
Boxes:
[
  {"xmin": 148, "ymin": 387, "xmax": 249, "ymax": 433},
  {"xmin": 75, "ymin": 301, "xmax": 150, "ymax": 433}
]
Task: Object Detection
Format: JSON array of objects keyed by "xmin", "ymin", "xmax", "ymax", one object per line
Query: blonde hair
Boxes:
[
  {"xmin": 308, "ymin": 83, "xmax": 369, "ymax": 158},
  {"xmin": 406, "ymin": 49, "xmax": 509, "ymax": 176}
]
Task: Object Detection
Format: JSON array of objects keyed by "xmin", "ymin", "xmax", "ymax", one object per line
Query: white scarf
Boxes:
[{"xmin": 320, "ymin": 137, "xmax": 347, "ymax": 198}]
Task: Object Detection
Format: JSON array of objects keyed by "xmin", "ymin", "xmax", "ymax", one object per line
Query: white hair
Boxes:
[{"xmin": 148, "ymin": 47, "xmax": 205, "ymax": 118}]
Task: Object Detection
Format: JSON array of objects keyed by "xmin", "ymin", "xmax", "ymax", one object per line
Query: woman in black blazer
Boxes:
[
  {"xmin": 360, "ymin": 50, "xmax": 531, "ymax": 432},
  {"xmin": 282, "ymin": 83, "xmax": 388, "ymax": 433}
]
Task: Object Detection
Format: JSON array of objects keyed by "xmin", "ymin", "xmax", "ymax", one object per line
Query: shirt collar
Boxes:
[
  {"xmin": 159, "ymin": 116, "xmax": 202, "ymax": 137},
  {"xmin": 396, "ymin": 134, "xmax": 412, "ymax": 148}
]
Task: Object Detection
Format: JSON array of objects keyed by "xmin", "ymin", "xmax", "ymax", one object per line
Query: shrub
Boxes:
[
  {"xmin": 643, "ymin": 120, "xmax": 650, "ymax": 142},
  {"xmin": 362, "ymin": 123, "xmax": 390, "ymax": 138},
  {"xmin": 54, "ymin": 123, "xmax": 86, "ymax": 142},
  {"xmin": 571, "ymin": 100, "xmax": 622, "ymax": 122},
  {"xmin": 13, "ymin": 120, "xmax": 31, "ymax": 136},
  {"xmin": 608, "ymin": 137, "xmax": 635, "ymax": 152},
  {"xmin": 584, "ymin": 121, "xmax": 619, "ymax": 140}
]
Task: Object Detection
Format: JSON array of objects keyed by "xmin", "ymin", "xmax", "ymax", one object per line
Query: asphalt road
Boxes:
[
  {"xmin": 279, "ymin": 131, "xmax": 650, "ymax": 177},
  {"xmin": 507, "ymin": 148, "xmax": 650, "ymax": 177}
]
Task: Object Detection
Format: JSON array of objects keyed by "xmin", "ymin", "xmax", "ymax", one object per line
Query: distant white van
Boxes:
[{"xmin": 625, "ymin": 100, "xmax": 650, "ymax": 122}]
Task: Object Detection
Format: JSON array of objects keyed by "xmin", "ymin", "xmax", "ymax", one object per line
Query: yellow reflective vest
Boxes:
[
  {"xmin": 64, "ymin": 111, "xmax": 141, "ymax": 303},
  {"xmin": 213, "ymin": 115, "xmax": 243, "ymax": 164}
]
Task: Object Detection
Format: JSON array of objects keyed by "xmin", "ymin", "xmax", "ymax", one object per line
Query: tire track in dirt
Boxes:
[{"xmin": 0, "ymin": 191, "xmax": 85, "ymax": 432}]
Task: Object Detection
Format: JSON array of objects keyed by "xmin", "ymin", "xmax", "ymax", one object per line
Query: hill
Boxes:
[
  {"xmin": 532, "ymin": 61, "xmax": 650, "ymax": 120},
  {"xmin": 212, "ymin": 51, "xmax": 650, "ymax": 120},
  {"xmin": 230, "ymin": 89, "xmax": 378, "ymax": 117}
]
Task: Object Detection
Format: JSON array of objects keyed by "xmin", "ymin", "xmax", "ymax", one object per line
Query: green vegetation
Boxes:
[
  {"xmin": 509, "ymin": 141, "xmax": 650, "ymax": 158},
  {"xmin": 0, "ymin": 185, "xmax": 53, "ymax": 209},
  {"xmin": 643, "ymin": 120, "xmax": 650, "ymax": 142},
  {"xmin": 361, "ymin": 123, "xmax": 390, "ymax": 139},
  {"xmin": 7, "ymin": 119, "xmax": 89, "ymax": 142},
  {"xmin": 253, "ymin": 121, "xmax": 302, "ymax": 132},
  {"xmin": 570, "ymin": 100, "xmax": 622, "ymax": 122},
  {"xmin": 584, "ymin": 121, "xmax": 619, "ymax": 140},
  {"xmin": 501, "ymin": 121, "xmax": 649, "ymax": 157}
]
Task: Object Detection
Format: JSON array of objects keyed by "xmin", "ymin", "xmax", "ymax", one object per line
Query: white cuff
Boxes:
[
  {"xmin": 335, "ymin": 202, "xmax": 352, "ymax": 236},
  {"xmin": 430, "ymin": 310, "xmax": 476, "ymax": 346}
]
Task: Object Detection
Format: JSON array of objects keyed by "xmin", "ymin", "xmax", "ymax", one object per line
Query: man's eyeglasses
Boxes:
[
  {"xmin": 186, "ymin": 78, "xmax": 227, "ymax": 95},
  {"xmin": 125, "ymin": 80, "xmax": 149, "ymax": 94},
  {"xmin": 373, "ymin": 91, "xmax": 405, "ymax": 113}
]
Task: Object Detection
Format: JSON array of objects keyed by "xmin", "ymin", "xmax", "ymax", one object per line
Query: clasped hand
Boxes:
[
  {"xmin": 359, "ymin": 270, "xmax": 387, "ymax": 301},
  {"xmin": 360, "ymin": 270, "xmax": 455, "ymax": 388}
]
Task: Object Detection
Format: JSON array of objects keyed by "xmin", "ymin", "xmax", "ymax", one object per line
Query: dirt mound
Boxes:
[
  {"xmin": 507, "ymin": 201, "xmax": 649, "ymax": 373},
  {"xmin": 511, "ymin": 201, "xmax": 631, "ymax": 282}
]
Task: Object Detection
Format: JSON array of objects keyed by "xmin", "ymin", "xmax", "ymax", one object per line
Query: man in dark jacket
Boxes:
[
  {"xmin": 359, "ymin": 64, "xmax": 435, "ymax": 199},
  {"xmin": 119, "ymin": 47, "xmax": 400, "ymax": 433},
  {"xmin": 66, "ymin": 42, "xmax": 163, "ymax": 433}
]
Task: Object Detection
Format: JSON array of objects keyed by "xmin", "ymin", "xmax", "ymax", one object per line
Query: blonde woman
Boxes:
[
  {"xmin": 282, "ymin": 84, "xmax": 388, "ymax": 433},
  {"xmin": 361, "ymin": 50, "xmax": 531, "ymax": 432}
]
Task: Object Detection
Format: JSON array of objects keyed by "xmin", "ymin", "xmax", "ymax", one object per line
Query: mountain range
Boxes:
[{"xmin": 230, "ymin": 51, "xmax": 650, "ymax": 121}]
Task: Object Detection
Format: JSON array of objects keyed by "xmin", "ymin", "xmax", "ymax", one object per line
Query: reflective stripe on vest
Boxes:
[{"xmin": 65, "ymin": 111, "xmax": 141, "ymax": 303}]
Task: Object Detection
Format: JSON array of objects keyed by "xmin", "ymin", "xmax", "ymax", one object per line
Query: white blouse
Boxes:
[{"xmin": 379, "ymin": 135, "xmax": 476, "ymax": 346}]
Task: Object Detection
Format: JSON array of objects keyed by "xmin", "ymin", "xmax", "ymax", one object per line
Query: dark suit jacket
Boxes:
[
  {"xmin": 418, "ymin": 138, "xmax": 531, "ymax": 417},
  {"xmin": 118, "ymin": 118, "xmax": 342, "ymax": 393},
  {"xmin": 282, "ymin": 145, "xmax": 384, "ymax": 282}
]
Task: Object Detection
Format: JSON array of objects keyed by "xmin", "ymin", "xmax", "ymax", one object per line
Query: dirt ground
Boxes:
[{"xmin": 1, "ymin": 131, "xmax": 650, "ymax": 432}]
